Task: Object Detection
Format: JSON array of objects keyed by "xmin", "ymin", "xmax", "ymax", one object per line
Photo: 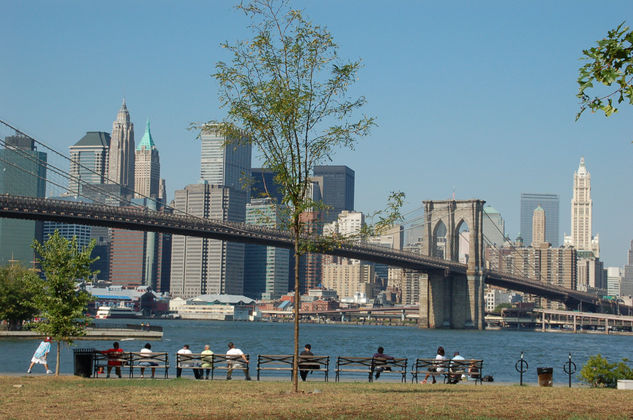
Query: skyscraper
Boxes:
[
  {"xmin": 482, "ymin": 206, "xmax": 505, "ymax": 247},
  {"xmin": 250, "ymin": 167, "xmax": 283, "ymax": 203},
  {"xmin": 569, "ymin": 157, "xmax": 598, "ymax": 255},
  {"xmin": 622, "ymin": 240, "xmax": 633, "ymax": 296},
  {"xmin": 532, "ymin": 205, "xmax": 546, "ymax": 247},
  {"xmin": 69, "ymin": 131, "xmax": 110, "ymax": 196},
  {"xmin": 108, "ymin": 99, "xmax": 135, "ymax": 194},
  {"xmin": 244, "ymin": 198, "xmax": 289, "ymax": 300},
  {"xmin": 0, "ymin": 135, "xmax": 47, "ymax": 265},
  {"xmin": 168, "ymin": 125, "xmax": 251, "ymax": 297},
  {"xmin": 134, "ymin": 120, "xmax": 160, "ymax": 199},
  {"xmin": 169, "ymin": 183, "xmax": 246, "ymax": 298},
  {"xmin": 312, "ymin": 165, "xmax": 355, "ymax": 223},
  {"xmin": 520, "ymin": 193, "xmax": 559, "ymax": 247},
  {"xmin": 200, "ymin": 125, "xmax": 251, "ymax": 191}
]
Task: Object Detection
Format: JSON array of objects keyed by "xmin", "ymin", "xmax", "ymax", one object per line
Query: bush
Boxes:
[{"xmin": 579, "ymin": 354, "xmax": 633, "ymax": 388}]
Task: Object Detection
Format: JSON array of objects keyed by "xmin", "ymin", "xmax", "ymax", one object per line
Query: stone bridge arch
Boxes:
[{"xmin": 419, "ymin": 200, "xmax": 486, "ymax": 329}]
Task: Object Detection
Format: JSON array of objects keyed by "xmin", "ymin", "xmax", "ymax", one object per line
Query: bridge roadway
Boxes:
[{"xmin": 0, "ymin": 194, "xmax": 607, "ymax": 310}]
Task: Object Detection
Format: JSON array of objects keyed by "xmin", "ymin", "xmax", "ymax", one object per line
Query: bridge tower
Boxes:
[{"xmin": 419, "ymin": 199, "xmax": 486, "ymax": 329}]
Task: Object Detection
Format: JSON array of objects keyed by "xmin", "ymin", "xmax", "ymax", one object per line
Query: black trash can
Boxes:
[
  {"xmin": 73, "ymin": 348, "xmax": 95, "ymax": 378},
  {"xmin": 537, "ymin": 367, "xmax": 553, "ymax": 387}
]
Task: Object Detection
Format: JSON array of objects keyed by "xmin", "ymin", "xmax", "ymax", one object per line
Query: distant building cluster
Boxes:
[{"xmin": 1, "ymin": 99, "xmax": 631, "ymax": 316}]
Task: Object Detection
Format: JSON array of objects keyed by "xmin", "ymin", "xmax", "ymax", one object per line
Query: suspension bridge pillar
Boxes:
[{"xmin": 420, "ymin": 199, "xmax": 486, "ymax": 329}]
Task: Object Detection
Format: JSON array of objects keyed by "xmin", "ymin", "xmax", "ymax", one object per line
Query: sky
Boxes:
[{"xmin": 1, "ymin": 1, "xmax": 632, "ymax": 267}]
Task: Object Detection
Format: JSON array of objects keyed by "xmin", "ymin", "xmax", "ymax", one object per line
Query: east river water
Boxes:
[{"xmin": 2, "ymin": 319, "xmax": 631, "ymax": 384}]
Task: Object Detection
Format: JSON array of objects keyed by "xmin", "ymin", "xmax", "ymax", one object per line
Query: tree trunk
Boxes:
[
  {"xmin": 292, "ymin": 225, "xmax": 301, "ymax": 393},
  {"xmin": 55, "ymin": 341, "xmax": 60, "ymax": 376}
]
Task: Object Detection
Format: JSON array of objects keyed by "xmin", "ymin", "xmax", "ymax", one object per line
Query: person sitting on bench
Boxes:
[{"xmin": 372, "ymin": 346, "xmax": 394, "ymax": 380}]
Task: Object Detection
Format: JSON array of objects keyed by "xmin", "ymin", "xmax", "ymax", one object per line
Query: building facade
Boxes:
[
  {"xmin": 483, "ymin": 206, "xmax": 505, "ymax": 247},
  {"xmin": 244, "ymin": 198, "xmax": 289, "ymax": 300},
  {"xmin": 531, "ymin": 205, "xmax": 546, "ymax": 247},
  {"xmin": 567, "ymin": 157, "xmax": 600, "ymax": 257},
  {"xmin": 322, "ymin": 260, "xmax": 376, "ymax": 300},
  {"xmin": 170, "ymin": 183, "xmax": 246, "ymax": 298},
  {"xmin": 606, "ymin": 267, "xmax": 622, "ymax": 297},
  {"xmin": 200, "ymin": 125, "xmax": 251, "ymax": 191},
  {"xmin": 134, "ymin": 120, "xmax": 160, "ymax": 199},
  {"xmin": 520, "ymin": 193, "xmax": 559, "ymax": 247},
  {"xmin": 250, "ymin": 168, "xmax": 284, "ymax": 203},
  {"xmin": 623, "ymin": 241, "xmax": 633, "ymax": 297},
  {"xmin": 42, "ymin": 196, "xmax": 92, "ymax": 252},
  {"xmin": 108, "ymin": 99, "xmax": 135, "ymax": 195},
  {"xmin": 0, "ymin": 135, "xmax": 47, "ymax": 265},
  {"xmin": 69, "ymin": 131, "xmax": 110, "ymax": 196},
  {"xmin": 312, "ymin": 165, "xmax": 354, "ymax": 223}
]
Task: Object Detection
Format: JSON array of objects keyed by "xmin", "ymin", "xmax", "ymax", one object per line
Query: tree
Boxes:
[
  {"xmin": 580, "ymin": 354, "xmax": 633, "ymax": 388},
  {"xmin": 577, "ymin": 22, "xmax": 633, "ymax": 121},
  {"xmin": 31, "ymin": 231, "xmax": 96, "ymax": 376},
  {"xmin": 213, "ymin": 0, "xmax": 379, "ymax": 391},
  {"xmin": 0, "ymin": 263, "xmax": 41, "ymax": 331},
  {"xmin": 493, "ymin": 303, "xmax": 512, "ymax": 315}
]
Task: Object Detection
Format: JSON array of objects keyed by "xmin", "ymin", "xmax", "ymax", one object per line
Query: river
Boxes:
[{"xmin": 2, "ymin": 319, "xmax": 631, "ymax": 384}]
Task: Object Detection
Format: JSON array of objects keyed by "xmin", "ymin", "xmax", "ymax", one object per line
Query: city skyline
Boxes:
[{"xmin": 2, "ymin": 1, "xmax": 632, "ymax": 266}]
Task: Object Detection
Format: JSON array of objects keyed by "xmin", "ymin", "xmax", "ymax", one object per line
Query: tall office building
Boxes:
[
  {"xmin": 621, "ymin": 241, "xmax": 633, "ymax": 296},
  {"xmin": 170, "ymin": 183, "xmax": 246, "ymax": 298},
  {"xmin": 69, "ymin": 132, "xmax": 110, "ymax": 196},
  {"xmin": 606, "ymin": 267, "xmax": 622, "ymax": 297},
  {"xmin": 43, "ymin": 196, "xmax": 92, "ymax": 252},
  {"xmin": 134, "ymin": 120, "xmax": 160, "ymax": 199},
  {"xmin": 109, "ymin": 198, "xmax": 165, "ymax": 289},
  {"xmin": 531, "ymin": 205, "xmax": 546, "ymax": 247},
  {"xmin": 200, "ymin": 125, "xmax": 251, "ymax": 191},
  {"xmin": 482, "ymin": 206, "xmax": 505, "ymax": 247},
  {"xmin": 108, "ymin": 99, "xmax": 135, "ymax": 194},
  {"xmin": 568, "ymin": 157, "xmax": 599, "ymax": 256},
  {"xmin": 312, "ymin": 165, "xmax": 355, "ymax": 223},
  {"xmin": 250, "ymin": 168, "xmax": 284, "ymax": 203},
  {"xmin": 244, "ymin": 198, "xmax": 289, "ymax": 300},
  {"xmin": 169, "ymin": 125, "xmax": 251, "ymax": 298},
  {"xmin": 520, "ymin": 193, "xmax": 559, "ymax": 247},
  {"xmin": 322, "ymin": 260, "xmax": 376, "ymax": 300},
  {"xmin": 0, "ymin": 135, "xmax": 47, "ymax": 265}
]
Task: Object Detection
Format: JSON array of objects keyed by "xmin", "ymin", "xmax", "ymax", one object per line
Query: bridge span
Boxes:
[{"xmin": 0, "ymin": 194, "xmax": 616, "ymax": 324}]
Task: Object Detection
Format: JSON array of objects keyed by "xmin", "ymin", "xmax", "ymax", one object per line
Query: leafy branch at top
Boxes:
[{"xmin": 577, "ymin": 22, "xmax": 633, "ymax": 121}]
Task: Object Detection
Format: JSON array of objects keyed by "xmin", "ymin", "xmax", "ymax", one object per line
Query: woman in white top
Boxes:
[
  {"xmin": 139, "ymin": 343, "xmax": 157, "ymax": 378},
  {"xmin": 421, "ymin": 346, "xmax": 446, "ymax": 384}
]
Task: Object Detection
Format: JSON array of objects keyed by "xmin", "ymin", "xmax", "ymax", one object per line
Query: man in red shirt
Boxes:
[{"xmin": 102, "ymin": 342, "xmax": 124, "ymax": 378}]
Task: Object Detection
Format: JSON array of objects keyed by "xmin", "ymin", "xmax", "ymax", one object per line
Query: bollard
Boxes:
[
  {"xmin": 562, "ymin": 353, "xmax": 577, "ymax": 388},
  {"xmin": 515, "ymin": 352, "xmax": 528, "ymax": 386}
]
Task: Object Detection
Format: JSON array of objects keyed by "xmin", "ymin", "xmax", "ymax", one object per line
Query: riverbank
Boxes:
[
  {"xmin": 0, "ymin": 327, "xmax": 162, "ymax": 340},
  {"xmin": 1, "ymin": 376, "xmax": 631, "ymax": 419}
]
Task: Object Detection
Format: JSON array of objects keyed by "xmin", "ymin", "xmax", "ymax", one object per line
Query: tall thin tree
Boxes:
[{"xmin": 213, "ymin": 0, "xmax": 375, "ymax": 391}]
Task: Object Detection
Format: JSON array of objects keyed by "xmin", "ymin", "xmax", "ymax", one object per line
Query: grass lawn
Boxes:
[{"xmin": 0, "ymin": 376, "xmax": 631, "ymax": 419}]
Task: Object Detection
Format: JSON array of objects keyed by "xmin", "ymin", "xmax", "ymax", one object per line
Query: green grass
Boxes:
[{"xmin": 1, "ymin": 376, "xmax": 632, "ymax": 419}]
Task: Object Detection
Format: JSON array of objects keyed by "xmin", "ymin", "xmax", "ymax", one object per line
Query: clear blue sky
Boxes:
[{"xmin": 1, "ymin": 1, "xmax": 632, "ymax": 267}]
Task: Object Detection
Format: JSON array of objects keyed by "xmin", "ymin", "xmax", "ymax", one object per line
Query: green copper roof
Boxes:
[{"xmin": 136, "ymin": 119, "xmax": 156, "ymax": 151}]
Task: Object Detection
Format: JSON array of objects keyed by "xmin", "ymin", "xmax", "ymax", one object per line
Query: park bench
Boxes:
[
  {"xmin": 256, "ymin": 354, "xmax": 330, "ymax": 381},
  {"xmin": 92, "ymin": 350, "xmax": 128, "ymax": 378},
  {"xmin": 128, "ymin": 351, "xmax": 170, "ymax": 379},
  {"xmin": 176, "ymin": 352, "xmax": 214, "ymax": 379},
  {"xmin": 411, "ymin": 358, "xmax": 483, "ymax": 384},
  {"xmin": 210, "ymin": 354, "xmax": 251, "ymax": 380},
  {"xmin": 335, "ymin": 356, "xmax": 408, "ymax": 382}
]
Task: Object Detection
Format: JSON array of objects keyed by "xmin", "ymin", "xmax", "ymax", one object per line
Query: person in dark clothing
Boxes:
[
  {"xmin": 299, "ymin": 344, "xmax": 315, "ymax": 381},
  {"xmin": 372, "ymin": 346, "xmax": 394, "ymax": 380}
]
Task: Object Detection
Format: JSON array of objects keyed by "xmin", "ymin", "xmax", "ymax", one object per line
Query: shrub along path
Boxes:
[{"xmin": 1, "ymin": 376, "xmax": 632, "ymax": 419}]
